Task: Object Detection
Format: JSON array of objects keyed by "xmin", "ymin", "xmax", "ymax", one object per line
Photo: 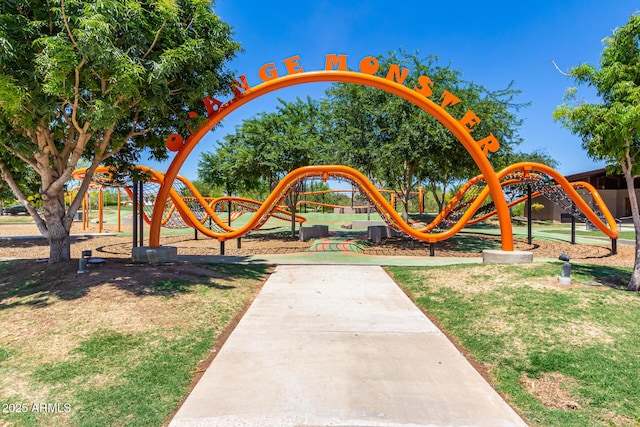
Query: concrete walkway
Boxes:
[{"xmin": 169, "ymin": 265, "xmax": 528, "ymax": 427}]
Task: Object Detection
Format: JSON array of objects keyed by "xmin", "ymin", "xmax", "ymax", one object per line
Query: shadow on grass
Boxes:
[
  {"xmin": 571, "ymin": 263, "xmax": 632, "ymax": 289},
  {"xmin": 0, "ymin": 258, "xmax": 270, "ymax": 309}
]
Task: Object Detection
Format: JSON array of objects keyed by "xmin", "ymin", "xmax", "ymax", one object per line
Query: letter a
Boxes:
[{"xmin": 203, "ymin": 95, "xmax": 223, "ymax": 117}]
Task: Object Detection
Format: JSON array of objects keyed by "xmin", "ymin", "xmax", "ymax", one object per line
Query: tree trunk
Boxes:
[
  {"xmin": 48, "ymin": 221, "xmax": 72, "ymax": 262},
  {"xmin": 630, "ymin": 226, "xmax": 640, "ymax": 292},
  {"xmin": 621, "ymin": 165, "xmax": 640, "ymax": 291},
  {"xmin": 42, "ymin": 190, "xmax": 73, "ymax": 262}
]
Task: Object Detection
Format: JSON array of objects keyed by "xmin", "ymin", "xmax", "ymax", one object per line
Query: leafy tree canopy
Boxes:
[
  {"xmin": 554, "ymin": 12, "xmax": 640, "ymax": 291},
  {"xmin": 0, "ymin": 0, "xmax": 240, "ymax": 260}
]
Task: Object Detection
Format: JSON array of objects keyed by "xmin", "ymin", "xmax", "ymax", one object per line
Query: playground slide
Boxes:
[{"xmin": 74, "ymin": 162, "xmax": 618, "ymax": 244}]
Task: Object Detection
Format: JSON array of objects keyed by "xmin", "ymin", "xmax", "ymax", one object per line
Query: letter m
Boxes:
[{"xmin": 325, "ymin": 54, "xmax": 348, "ymax": 71}]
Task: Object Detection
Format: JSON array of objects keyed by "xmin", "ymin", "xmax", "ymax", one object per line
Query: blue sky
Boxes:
[{"xmin": 147, "ymin": 0, "xmax": 640, "ymax": 182}]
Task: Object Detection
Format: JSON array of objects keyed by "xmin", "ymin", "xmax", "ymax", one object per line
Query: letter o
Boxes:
[
  {"xmin": 359, "ymin": 56, "xmax": 379, "ymax": 75},
  {"xmin": 166, "ymin": 134, "xmax": 184, "ymax": 152}
]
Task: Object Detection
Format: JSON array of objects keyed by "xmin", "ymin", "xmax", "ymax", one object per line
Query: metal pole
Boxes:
[
  {"xmin": 237, "ymin": 237, "xmax": 242, "ymax": 249},
  {"xmin": 571, "ymin": 203, "xmax": 576, "ymax": 244},
  {"xmin": 139, "ymin": 180, "xmax": 144, "ymax": 247},
  {"xmin": 132, "ymin": 179, "xmax": 138, "ymax": 248},
  {"xmin": 117, "ymin": 188, "xmax": 121, "ymax": 233},
  {"xmin": 220, "ymin": 240, "xmax": 225, "ymax": 255},
  {"xmin": 527, "ymin": 184, "xmax": 532, "ymax": 245},
  {"xmin": 98, "ymin": 186, "xmax": 104, "ymax": 233},
  {"xmin": 612, "ymin": 238, "xmax": 617, "ymax": 255},
  {"xmin": 429, "ymin": 242, "xmax": 435, "ymax": 257}
]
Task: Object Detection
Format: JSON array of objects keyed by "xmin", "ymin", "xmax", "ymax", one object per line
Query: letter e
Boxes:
[
  {"xmin": 459, "ymin": 110, "xmax": 481, "ymax": 133},
  {"xmin": 282, "ymin": 55, "xmax": 304, "ymax": 75}
]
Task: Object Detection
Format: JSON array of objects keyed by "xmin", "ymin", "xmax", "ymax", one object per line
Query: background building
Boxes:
[{"xmin": 530, "ymin": 169, "xmax": 640, "ymax": 223}]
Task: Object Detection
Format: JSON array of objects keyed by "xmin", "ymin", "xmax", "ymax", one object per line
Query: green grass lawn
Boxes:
[
  {"xmin": 0, "ymin": 261, "xmax": 269, "ymax": 427},
  {"xmin": 388, "ymin": 262, "xmax": 640, "ymax": 427}
]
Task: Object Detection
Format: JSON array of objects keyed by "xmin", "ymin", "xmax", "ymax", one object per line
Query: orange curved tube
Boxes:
[
  {"xmin": 425, "ymin": 163, "xmax": 618, "ymax": 239},
  {"xmin": 72, "ymin": 166, "xmax": 307, "ymax": 232},
  {"xmin": 208, "ymin": 196, "xmax": 306, "ymax": 225},
  {"xmin": 149, "ymin": 71, "xmax": 514, "ymax": 250},
  {"xmin": 75, "ymin": 161, "xmax": 618, "ymax": 246},
  {"xmin": 148, "ymin": 165, "xmax": 503, "ymax": 243}
]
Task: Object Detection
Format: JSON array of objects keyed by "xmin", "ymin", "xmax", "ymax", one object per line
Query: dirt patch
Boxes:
[
  {"xmin": 364, "ymin": 235, "xmax": 634, "ymax": 267},
  {"xmin": 520, "ymin": 371, "xmax": 583, "ymax": 410}
]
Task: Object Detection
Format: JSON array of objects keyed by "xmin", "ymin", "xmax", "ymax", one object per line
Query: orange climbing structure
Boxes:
[
  {"xmin": 74, "ymin": 162, "xmax": 619, "ymax": 247},
  {"xmin": 71, "ymin": 165, "xmax": 307, "ymax": 233},
  {"xmin": 77, "ymin": 54, "xmax": 616, "ymax": 250}
]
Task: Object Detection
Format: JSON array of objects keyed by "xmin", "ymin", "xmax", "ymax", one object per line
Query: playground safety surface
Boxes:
[{"xmin": 169, "ymin": 264, "xmax": 528, "ymax": 427}]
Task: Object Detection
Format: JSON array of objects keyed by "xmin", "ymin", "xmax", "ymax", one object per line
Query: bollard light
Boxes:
[
  {"xmin": 77, "ymin": 250, "xmax": 92, "ymax": 274},
  {"xmin": 558, "ymin": 253, "xmax": 571, "ymax": 285}
]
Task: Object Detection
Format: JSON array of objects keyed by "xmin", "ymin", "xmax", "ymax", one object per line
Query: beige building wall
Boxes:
[{"xmin": 529, "ymin": 188, "xmax": 639, "ymax": 222}]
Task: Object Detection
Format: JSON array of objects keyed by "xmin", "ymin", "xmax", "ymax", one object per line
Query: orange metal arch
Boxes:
[{"xmin": 149, "ymin": 70, "xmax": 514, "ymax": 249}]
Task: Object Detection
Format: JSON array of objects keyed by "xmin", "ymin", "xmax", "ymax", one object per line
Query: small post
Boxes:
[
  {"xmin": 570, "ymin": 202, "xmax": 576, "ymax": 244},
  {"xmin": 612, "ymin": 238, "xmax": 617, "ymax": 255},
  {"xmin": 98, "ymin": 186, "xmax": 104, "ymax": 234},
  {"xmin": 220, "ymin": 240, "xmax": 225, "ymax": 256},
  {"xmin": 429, "ymin": 242, "xmax": 435, "ymax": 257},
  {"xmin": 117, "ymin": 187, "xmax": 121, "ymax": 233},
  {"xmin": 527, "ymin": 184, "xmax": 532, "ymax": 245},
  {"xmin": 237, "ymin": 238, "xmax": 242, "ymax": 249},
  {"xmin": 558, "ymin": 253, "xmax": 572, "ymax": 285},
  {"xmin": 132, "ymin": 178, "xmax": 138, "ymax": 249},
  {"xmin": 194, "ymin": 228, "xmax": 198, "ymax": 240}
]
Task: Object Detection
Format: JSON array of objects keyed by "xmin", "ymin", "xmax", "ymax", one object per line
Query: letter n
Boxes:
[
  {"xmin": 385, "ymin": 64, "xmax": 410, "ymax": 85},
  {"xmin": 232, "ymin": 75, "xmax": 250, "ymax": 97}
]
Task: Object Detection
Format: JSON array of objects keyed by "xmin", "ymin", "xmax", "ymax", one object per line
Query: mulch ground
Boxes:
[{"xmin": 0, "ymin": 220, "xmax": 634, "ymax": 267}]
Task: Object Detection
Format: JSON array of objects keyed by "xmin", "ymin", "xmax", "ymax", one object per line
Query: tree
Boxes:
[
  {"xmin": 0, "ymin": 0, "xmax": 239, "ymax": 261},
  {"xmin": 554, "ymin": 12, "xmax": 640, "ymax": 291},
  {"xmin": 324, "ymin": 50, "xmax": 526, "ymax": 218}
]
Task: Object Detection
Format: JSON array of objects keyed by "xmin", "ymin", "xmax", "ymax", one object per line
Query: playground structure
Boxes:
[
  {"xmin": 296, "ymin": 188, "xmax": 425, "ymax": 214},
  {"xmin": 71, "ymin": 166, "xmax": 307, "ymax": 235},
  {"xmin": 71, "ymin": 57, "xmax": 620, "ymax": 259},
  {"xmin": 73, "ymin": 162, "xmax": 619, "ymax": 253}
]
